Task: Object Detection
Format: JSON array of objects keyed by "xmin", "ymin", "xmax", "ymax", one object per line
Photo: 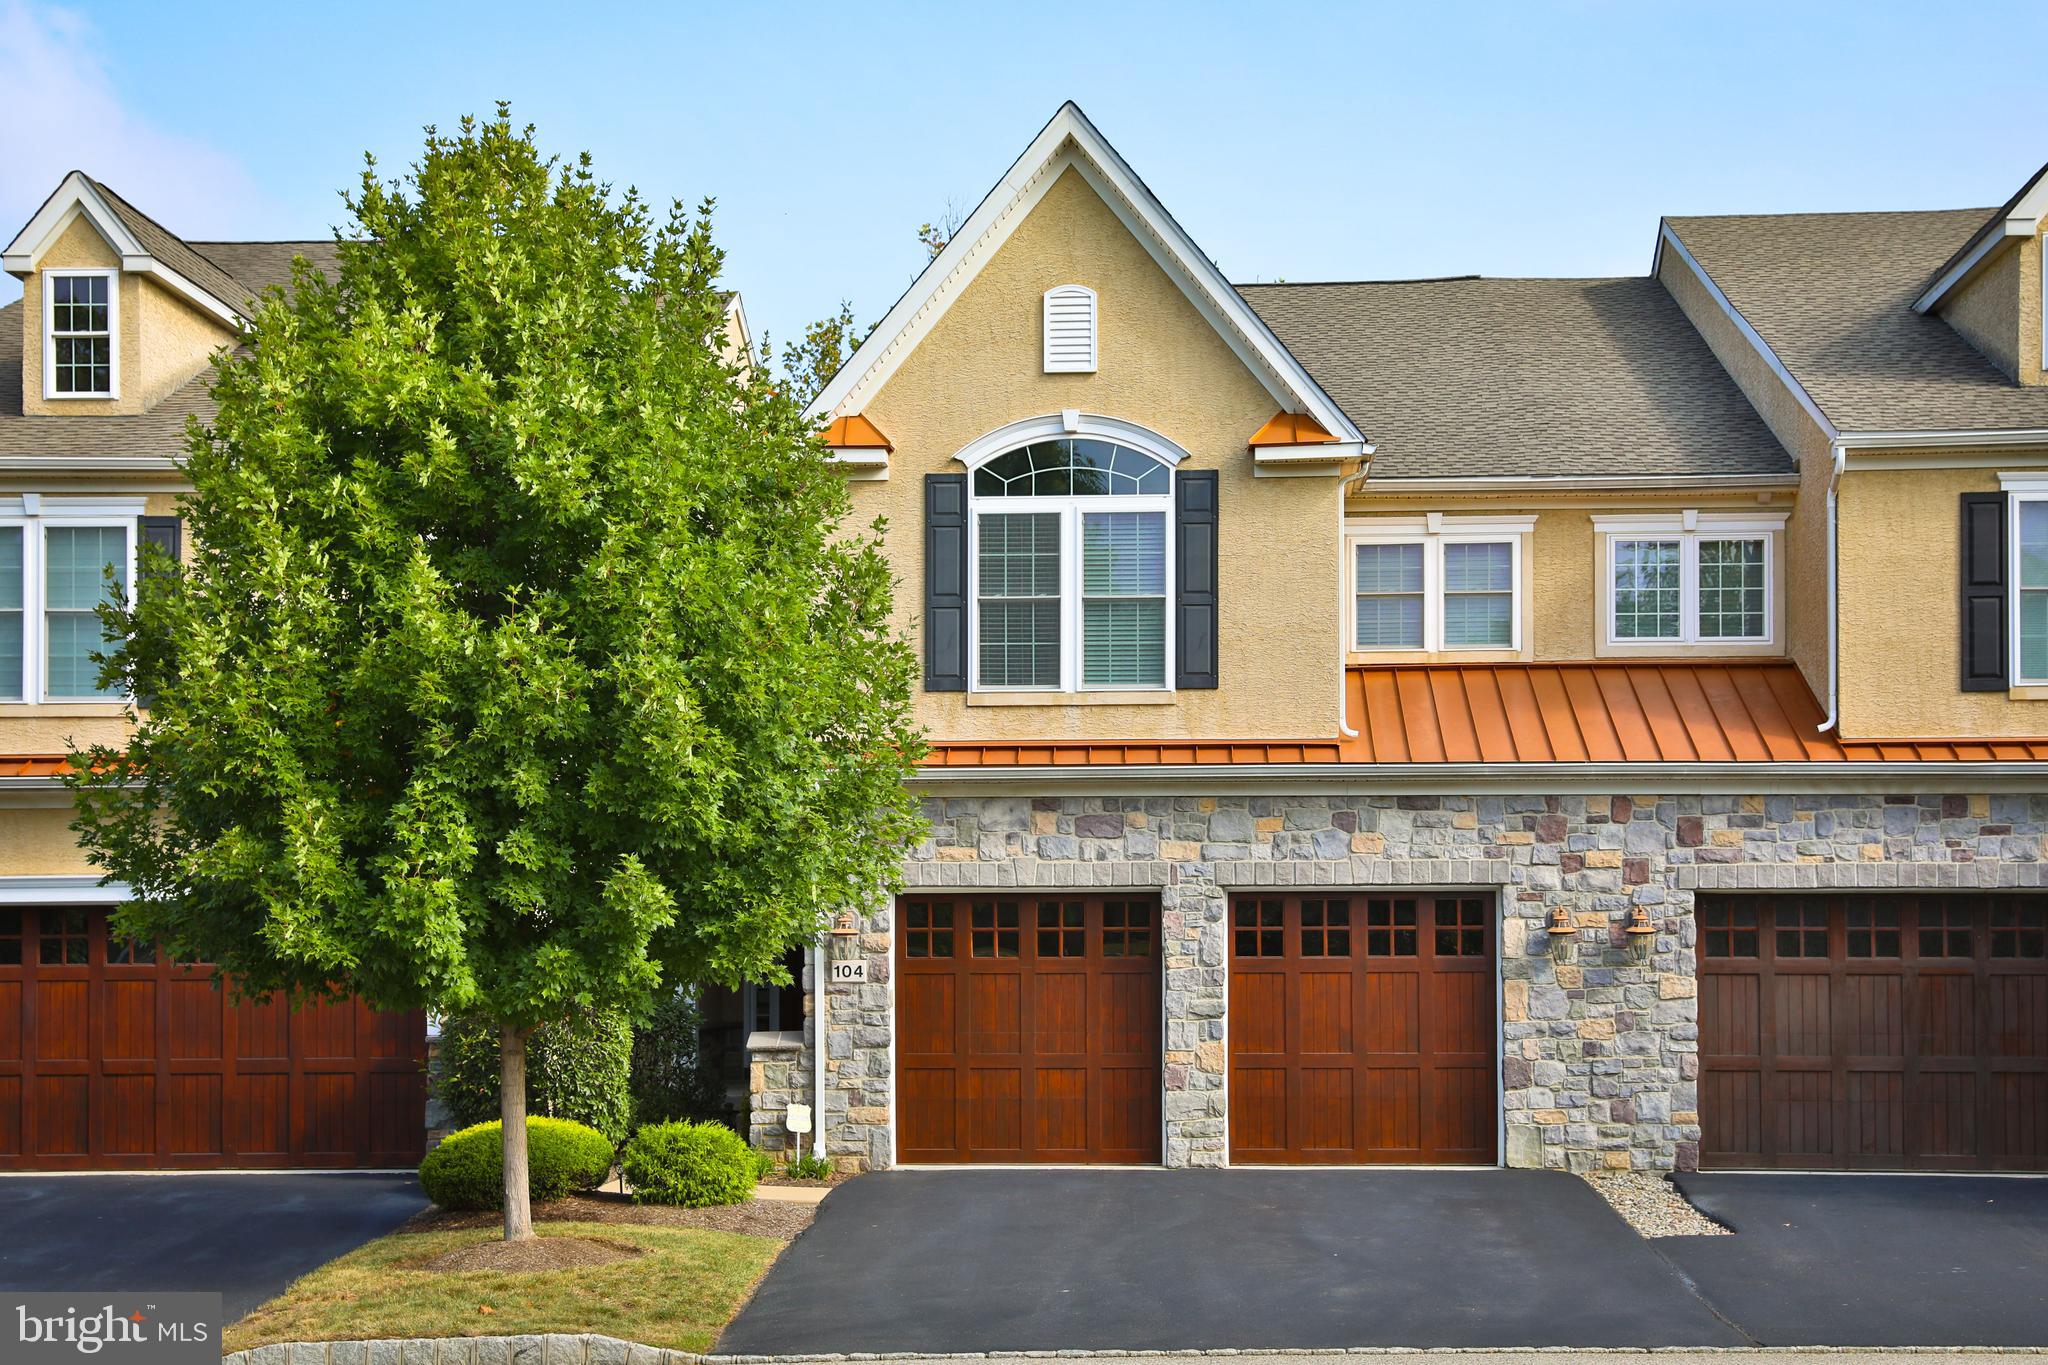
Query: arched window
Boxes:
[{"xmin": 969, "ymin": 436, "xmax": 1173, "ymax": 691}]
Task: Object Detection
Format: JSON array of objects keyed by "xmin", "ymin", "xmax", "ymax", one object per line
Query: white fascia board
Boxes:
[
  {"xmin": 1913, "ymin": 172, "xmax": 2048, "ymax": 313},
  {"xmin": 3, "ymin": 174, "xmax": 245, "ymax": 329},
  {"xmin": 0, "ymin": 874, "xmax": 132, "ymax": 903},
  {"xmin": 804, "ymin": 103, "xmax": 1363, "ymax": 447},
  {"xmin": 912, "ymin": 760, "xmax": 2048, "ymax": 796},
  {"xmin": 1656, "ymin": 222, "xmax": 1838, "ymax": 442},
  {"xmin": 1838, "ymin": 432, "xmax": 2048, "ymax": 470},
  {"xmin": 0, "ymin": 456, "xmax": 184, "ymax": 473},
  {"xmin": 1359, "ymin": 472, "xmax": 1800, "ymax": 494},
  {"xmin": 2, "ymin": 174, "xmax": 145, "ymax": 268}
]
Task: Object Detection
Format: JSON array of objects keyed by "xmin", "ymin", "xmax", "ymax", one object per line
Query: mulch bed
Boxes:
[
  {"xmin": 405, "ymin": 1190, "xmax": 816, "ymax": 1241},
  {"xmin": 420, "ymin": 1234, "xmax": 643, "ymax": 1273}
]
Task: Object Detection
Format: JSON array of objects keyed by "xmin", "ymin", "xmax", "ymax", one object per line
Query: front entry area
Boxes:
[
  {"xmin": 1698, "ymin": 893, "xmax": 2047, "ymax": 1170},
  {"xmin": 1229, "ymin": 892, "xmax": 1497, "ymax": 1163},
  {"xmin": 895, "ymin": 893, "xmax": 1161, "ymax": 1163}
]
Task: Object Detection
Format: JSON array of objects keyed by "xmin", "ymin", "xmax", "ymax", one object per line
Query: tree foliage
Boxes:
[{"xmin": 65, "ymin": 109, "xmax": 925, "ymax": 1190}]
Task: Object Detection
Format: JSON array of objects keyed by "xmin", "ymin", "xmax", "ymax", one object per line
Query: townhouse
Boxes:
[
  {"xmin": 749, "ymin": 105, "xmax": 2048, "ymax": 1174},
  {"xmin": 2, "ymin": 104, "xmax": 2045, "ymax": 1177}
]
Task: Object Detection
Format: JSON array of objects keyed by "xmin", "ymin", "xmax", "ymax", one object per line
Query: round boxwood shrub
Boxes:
[
  {"xmin": 418, "ymin": 1117, "xmax": 616, "ymax": 1211},
  {"xmin": 621, "ymin": 1120, "xmax": 758, "ymax": 1207}
]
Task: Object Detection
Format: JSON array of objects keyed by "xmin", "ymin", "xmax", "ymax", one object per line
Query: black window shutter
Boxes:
[
  {"xmin": 139, "ymin": 515, "xmax": 182, "ymax": 570},
  {"xmin": 1175, "ymin": 470, "xmax": 1219, "ymax": 690},
  {"xmin": 924, "ymin": 475, "xmax": 967, "ymax": 692},
  {"xmin": 135, "ymin": 515, "xmax": 183, "ymax": 710},
  {"xmin": 1960, "ymin": 492, "xmax": 2009, "ymax": 692}
]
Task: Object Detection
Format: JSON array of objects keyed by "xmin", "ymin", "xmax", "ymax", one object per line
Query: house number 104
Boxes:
[{"xmin": 828, "ymin": 960, "xmax": 868, "ymax": 985}]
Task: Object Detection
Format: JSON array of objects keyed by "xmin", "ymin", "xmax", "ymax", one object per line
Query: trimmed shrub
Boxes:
[
  {"xmin": 436, "ymin": 1008, "xmax": 635, "ymax": 1145},
  {"xmin": 418, "ymin": 1117, "xmax": 615, "ymax": 1211},
  {"xmin": 629, "ymin": 988, "xmax": 726, "ymax": 1126},
  {"xmin": 622, "ymin": 1120, "xmax": 758, "ymax": 1207}
]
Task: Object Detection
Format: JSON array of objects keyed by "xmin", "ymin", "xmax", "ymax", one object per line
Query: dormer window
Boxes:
[{"xmin": 44, "ymin": 270, "xmax": 117, "ymax": 398}]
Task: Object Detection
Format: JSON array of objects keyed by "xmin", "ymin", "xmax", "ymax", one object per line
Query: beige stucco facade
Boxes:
[
  {"xmin": 1836, "ymin": 462, "xmax": 2048, "ymax": 738},
  {"xmin": 17, "ymin": 213, "xmax": 233, "ymax": 417},
  {"xmin": 854, "ymin": 167, "xmax": 1341, "ymax": 742},
  {"xmin": 0, "ymin": 802, "xmax": 100, "ymax": 875},
  {"xmin": 1655, "ymin": 246, "xmax": 1831, "ymax": 696},
  {"xmin": 1941, "ymin": 227, "xmax": 2045, "ymax": 387}
]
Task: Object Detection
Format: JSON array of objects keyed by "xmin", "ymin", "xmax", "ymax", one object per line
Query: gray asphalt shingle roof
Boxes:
[
  {"xmin": 1664, "ymin": 209, "xmax": 2048, "ymax": 434},
  {"xmin": 1239, "ymin": 276, "xmax": 1795, "ymax": 481}
]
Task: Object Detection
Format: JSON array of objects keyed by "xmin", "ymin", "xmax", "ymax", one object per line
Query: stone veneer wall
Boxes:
[{"xmin": 777, "ymin": 791, "xmax": 2048, "ymax": 1173}]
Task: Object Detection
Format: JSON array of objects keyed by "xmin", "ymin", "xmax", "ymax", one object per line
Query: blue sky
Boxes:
[{"xmin": 4, "ymin": 0, "xmax": 2046, "ymax": 353}]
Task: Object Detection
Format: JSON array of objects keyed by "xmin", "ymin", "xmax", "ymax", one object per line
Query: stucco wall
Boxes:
[
  {"xmin": 1943, "ymin": 242, "xmax": 2022, "ymax": 381},
  {"xmin": 0, "ymin": 804, "xmax": 99, "ymax": 874},
  {"xmin": 854, "ymin": 167, "xmax": 1340, "ymax": 742},
  {"xmin": 18, "ymin": 214, "xmax": 231, "ymax": 417},
  {"xmin": 1838, "ymin": 464, "xmax": 2048, "ymax": 737},
  {"xmin": 1656, "ymin": 248, "xmax": 1829, "ymax": 692}
]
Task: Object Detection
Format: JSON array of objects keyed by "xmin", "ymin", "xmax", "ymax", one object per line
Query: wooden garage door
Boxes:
[
  {"xmin": 896, "ymin": 893, "xmax": 1160, "ymax": 1163},
  {"xmin": 1700, "ymin": 894, "xmax": 2047, "ymax": 1171},
  {"xmin": 1230, "ymin": 892, "xmax": 1496, "ymax": 1164},
  {"xmin": 0, "ymin": 905, "xmax": 427, "ymax": 1170}
]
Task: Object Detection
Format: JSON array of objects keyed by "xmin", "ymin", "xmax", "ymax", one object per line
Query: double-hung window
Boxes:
[
  {"xmin": 1348, "ymin": 516, "xmax": 1529, "ymax": 653},
  {"xmin": 0, "ymin": 500, "xmax": 140, "ymax": 703},
  {"xmin": 2011, "ymin": 489, "xmax": 2048, "ymax": 684},
  {"xmin": 1598, "ymin": 512, "xmax": 1781, "ymax": 648},
  {"xmin": 43, "ymin": 270, "xmax": 117, "ymax": 398},
  {"xmin": 970, "ymin": 439, "xmax": 1172, "ymax": 691}
]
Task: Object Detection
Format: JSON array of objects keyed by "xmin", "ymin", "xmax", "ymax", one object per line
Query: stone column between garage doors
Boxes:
[{"xmin": 799, "ymin": 791, "xmax": 2048, "ymax": 1174}]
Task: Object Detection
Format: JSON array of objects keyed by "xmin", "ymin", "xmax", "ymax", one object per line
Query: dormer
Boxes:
[
  {"xmin": 1914, "ymin": 161, "xmax": 2048, "ymax": 386},
  {"xmin": 3, "ymin": 172, "xmax": 246, "ymax": 417}
]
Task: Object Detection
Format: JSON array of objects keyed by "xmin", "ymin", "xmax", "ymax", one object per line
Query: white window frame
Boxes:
[
  {"xmin": 0, "ymin": 496, "xmax": 143, "ymax": 704},
  {"xmin": 1345, "ymin": 514, "xmax": 1532, "ymax": 654},
  {"xmin": 968, "ymin": 492, "xmax": 1175, "ymax": 693},
  {"xmin": 1999, "ymin": 474, "xmax": 2048, "ymax": 685},
  {"xmin": 1595, "ymin": 510, "xmax": 1783, "ymax": 649},
  {"xmin": 41, "ymin": 268, "xmax": 119, "ymax": 401}
]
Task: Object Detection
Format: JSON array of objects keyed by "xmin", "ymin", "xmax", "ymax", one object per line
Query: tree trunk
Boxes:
[{"xmin": 500, "ymin": 1024, "xmax": 534, "ymax": 1243}]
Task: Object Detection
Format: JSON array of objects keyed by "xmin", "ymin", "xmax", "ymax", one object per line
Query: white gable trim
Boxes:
[
  {"xmin": 804, "ymin": 103, "xmax": 1364, "ymax": 455},
  {"xmin": 3, "ymin": 172, "xmax": 242, "ymax": 330},
  {"xmin": 950, "ymin": 411, "xmax": 1193, "ymax": 471},
  {"xmin": 1913, "ymin": 169, "xmax": 2048, "ymax": 314}
]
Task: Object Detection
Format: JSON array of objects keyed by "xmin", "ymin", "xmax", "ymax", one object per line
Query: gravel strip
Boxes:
[{"xmin": 1580, "ymin": 1171, "xmax": 1731, "ymax": 1237}]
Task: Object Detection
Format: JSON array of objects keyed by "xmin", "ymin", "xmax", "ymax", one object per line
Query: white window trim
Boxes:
[
  {"xmin": 41, "ymin": 267, "xmax": 119, "ymax": 401},
  {"xmin": 2000, "ymin": 474, "xmax": 2048, "ymax": 685},
  {"xmin": 968, "ymin": 492, "xmax": 1175, "ymax": 694},
  {"xmin": 0, "ymin": 496, "xmax": 144, "ymax": 704},
  {"xmin": 1345, "ymin": 514, "xmax": 1533, "ymax": 654},
  {"xmin": 1594, "ymin": 510, "xmax": 1785, "ymax": 649}
]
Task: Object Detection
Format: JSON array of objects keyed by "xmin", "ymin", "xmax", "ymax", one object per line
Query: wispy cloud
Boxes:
[{"xmin": 0, "ymin": 1, "xmax": 270, "ymax": 295}]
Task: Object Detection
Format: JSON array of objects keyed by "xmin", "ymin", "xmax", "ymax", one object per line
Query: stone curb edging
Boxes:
[{"xmin": 223, "ymin": 1339, "xmax": 2048, "ymax": 1364}]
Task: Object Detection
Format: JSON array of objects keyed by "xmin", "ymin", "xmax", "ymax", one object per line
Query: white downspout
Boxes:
[
  {"xmin": 811, "ymin": 937, "xmax": 827, "ymax": 1166},
  {"xmin": 1336, "ymin": 455, "xmax": 1375, "ymax": 737},
  {"xmin": 1819, "ymin": 443, "xmax": 1845, "ymax": 733}
]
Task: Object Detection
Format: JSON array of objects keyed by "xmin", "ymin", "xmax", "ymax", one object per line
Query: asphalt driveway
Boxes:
[
  {"xmin": 1667, "ymin": 1173, "xmax": 2048, "ymax": 1347},
  {"xmin": 719, "ymin": 1169, "xmax": 1745, "ymax": 1352},
  {"xmin": 0, "ymin": 1173, "xmax": 427, "ymax": 1321}
]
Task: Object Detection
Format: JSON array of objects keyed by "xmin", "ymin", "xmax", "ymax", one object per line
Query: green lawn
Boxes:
[{"xmin": 225, "ymin": 1221, "xmax": 783, "ymax": 1354}]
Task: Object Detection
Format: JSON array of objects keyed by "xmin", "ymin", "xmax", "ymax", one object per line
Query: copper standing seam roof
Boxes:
[
  {"xmin": 0, "ymin": 756, "xmax": 74, "ymax": 778},
  {"xmin": 922, "ymin": 662, "xmax": 2048, "ymax": 766}
]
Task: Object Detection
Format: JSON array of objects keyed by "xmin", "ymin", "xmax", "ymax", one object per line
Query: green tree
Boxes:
[{"xmin": 65, "ymin": 109, "xmax": 924, "ymax": 1242}]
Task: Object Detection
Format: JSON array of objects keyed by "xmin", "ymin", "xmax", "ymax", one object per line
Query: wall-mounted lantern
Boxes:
[
  {"xmin": 1624, "ymin": 905, "xmax": 1659, "ymax": 965},
  {"xmin": 830, "ymin": 910, "xmax": 859, "ymax": 937},
  {"xmin": 1545, "ymin": 905, "xmax": 1577, "ymax": 964}
]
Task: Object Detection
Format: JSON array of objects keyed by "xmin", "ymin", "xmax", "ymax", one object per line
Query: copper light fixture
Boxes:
[
  {"xmin": 1545, "ymin": 904, "xmax": 1577, "ymax": 963},
  {"xmin": 1624, "ymin": 905, "xmax": 1658, "ymax": 964},
  {"xmin": 830, "ymin": 910, "xmax": 859, "ymax": 937}
]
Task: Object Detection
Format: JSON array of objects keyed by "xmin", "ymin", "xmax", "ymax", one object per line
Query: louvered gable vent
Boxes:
[{"xmin": 1043, "ymin": 284, "xmax": 1097, "ymax": 373}]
